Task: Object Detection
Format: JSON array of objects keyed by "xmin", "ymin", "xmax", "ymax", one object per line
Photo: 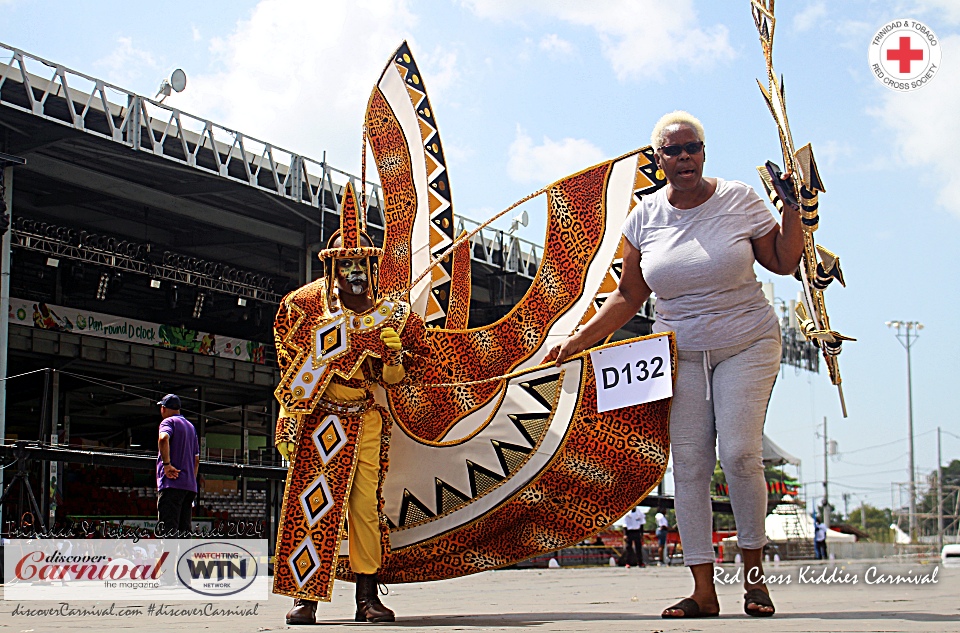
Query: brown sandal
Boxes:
[{"xmin": 661, "ymin": 597, "xmax": 720, "ymax": 619}]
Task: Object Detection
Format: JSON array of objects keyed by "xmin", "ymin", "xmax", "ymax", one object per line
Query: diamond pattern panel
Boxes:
[
  {"xmin": 315, "ymin": 319, "xmax": 347, "ymax": 362},
  {"xmin": 312, "ymin": 414, "xmax": 346, "ymax": 465},
  {"xmin": 289, "ymin": 537, "xmax": 320, "ymax": 588},
  {"xmin": 299, "ymin": 474, "xmax": 334, "ymax": 527}
]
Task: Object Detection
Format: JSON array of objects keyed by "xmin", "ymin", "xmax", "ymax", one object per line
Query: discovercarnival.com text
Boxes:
[{"xmin": 10, "ymin": 603, "xmax": 261, "ymax": 618}]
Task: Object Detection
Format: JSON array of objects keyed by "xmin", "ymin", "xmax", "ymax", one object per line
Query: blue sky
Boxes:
[{"xmin": 3, "ymin": 0, "xmax": 959, "ymax": 514}]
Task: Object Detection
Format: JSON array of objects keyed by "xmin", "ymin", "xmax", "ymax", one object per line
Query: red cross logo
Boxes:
[{"xmin": 886, "ymin": 36, "xmax": 924, "ymax": 73}]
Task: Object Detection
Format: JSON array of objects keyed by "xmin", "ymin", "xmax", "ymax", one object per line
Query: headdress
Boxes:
[
  {"xmin": 319, "ymin": 181, "xmax": 382, "ymax": 261},
  {"xmin": 319, "ymin": 181, "xmax": 382, "ymax": 304}
]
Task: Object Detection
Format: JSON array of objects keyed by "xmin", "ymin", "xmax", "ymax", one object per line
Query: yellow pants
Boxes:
[{"xmin": 346, "ymin": 408, "xmax": 382, "ymax": 574}]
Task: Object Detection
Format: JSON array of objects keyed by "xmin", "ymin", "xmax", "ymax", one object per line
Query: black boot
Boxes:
[
  {"xmin": 285, "ymin": 598, "xmax": 317, "ymax": 625},
  {"xmin": 355, "ymin": 573, "xmax": 395, "ymax": 623}
]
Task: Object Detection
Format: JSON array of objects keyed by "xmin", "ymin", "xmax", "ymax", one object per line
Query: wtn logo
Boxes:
[
  {"xmin": 186, "ymin": 558, "xmax": 248, "ymax": 580},
  {"xmin": 176, "ymin": 542, "xmax": 260, "ymax": 597}
]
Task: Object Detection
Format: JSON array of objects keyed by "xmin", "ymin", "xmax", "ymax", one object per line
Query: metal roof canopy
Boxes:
[
  {"xmin": 0, "ymin": 52, "xmax": 358, "ymax": 280},
  {"xmin": 0, "ymin": 41, "xmax": 559, "ymax": 311}
]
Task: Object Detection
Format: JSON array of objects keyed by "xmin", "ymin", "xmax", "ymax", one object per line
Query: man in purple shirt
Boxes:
[{"xmin": 156, "ymin": 394, "xmax": 200, "ymax": 536}]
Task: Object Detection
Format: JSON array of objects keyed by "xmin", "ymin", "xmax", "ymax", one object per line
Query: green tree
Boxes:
[
  {"xmin": 847, "ymin": 504, "xmax": 896, "ymax": 543},
  {"xmin": 709, "ymin": 461, "xmax": 800, "ymax": 530},
  {"xmin": 643, "ymin": 508, "xmax": 676, "ymax": 531}
]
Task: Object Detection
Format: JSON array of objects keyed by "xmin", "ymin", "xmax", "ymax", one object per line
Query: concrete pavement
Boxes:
[{"xmin": 2, "ymin": 560, "xmax": 958, "ymax": 632}]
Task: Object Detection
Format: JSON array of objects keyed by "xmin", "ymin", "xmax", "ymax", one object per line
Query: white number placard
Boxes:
[{"xmin": 590, "ymin": 336, "xmax": 672, "ymax": 413}]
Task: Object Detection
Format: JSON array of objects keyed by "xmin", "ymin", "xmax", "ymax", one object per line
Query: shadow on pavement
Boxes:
[{"xmin": 313, "ymin": 609, "xmax": 960, "ymax": 626}]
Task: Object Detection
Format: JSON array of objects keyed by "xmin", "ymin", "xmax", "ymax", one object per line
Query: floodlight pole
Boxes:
[
  {"xmin": 938, "ymin": 426, "xmax": 944, "ymax": 554},
  {"xmin": 886, "ymin": 320, "xmax": 922, "ymax": 541},
  {"xmin": 822, "ymin": 416, "xmax": 830, "ymax": 529}
]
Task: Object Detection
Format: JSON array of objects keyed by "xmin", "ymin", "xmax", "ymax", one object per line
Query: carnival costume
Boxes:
[
  {"xmin": 272, "ymin": 182, "xmax": 428, "ymax": 622},
  {"xmin": 273, "ymin": 42, "xmax": 681, "ymax": 618}
]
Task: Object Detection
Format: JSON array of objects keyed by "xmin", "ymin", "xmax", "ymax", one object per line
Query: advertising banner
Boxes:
[
  {"xmin": 8, "ymin": 298, "xmax": 266, "ymax": 364},
  {"xmin": 3, "ymin": 539, "xmax": 268, "ymax": 600}
]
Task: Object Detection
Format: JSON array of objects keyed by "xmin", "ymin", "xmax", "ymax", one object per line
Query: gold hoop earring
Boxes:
[{"xmin": 655, "ymin": 168, "xmax": 665, "ymax": 181}]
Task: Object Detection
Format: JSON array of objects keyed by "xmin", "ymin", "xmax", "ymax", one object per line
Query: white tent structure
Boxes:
[
  {"xmin": 765, "ymin": 500, "xmax": 855, "ymax": 543},
  {"xmin": 762, "ymin": 434, "xmax": 801, "ymax": 466},
  {"xmin": 890, "ymin": 523, "xmax": 911, "ymax": 545},
  {"xmin": 721, "ymin": 498, "xmax": 856, "ymax": 549}
]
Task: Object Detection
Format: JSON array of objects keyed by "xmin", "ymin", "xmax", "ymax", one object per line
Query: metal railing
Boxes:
[
  {"xmin": 456, "ymin": 217, "xmax": 541, "ymax": 280},
  {"xmin": 0, "ymin": 41, "xmax": 552, "ymax": 282},
  {"xmin": 0, "ymin": 41, "xmax": 385, "ymax": 228}
]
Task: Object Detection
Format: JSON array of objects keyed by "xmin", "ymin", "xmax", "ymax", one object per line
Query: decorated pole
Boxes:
[{"xmin": 751, "ymin": 0, "xmax": 854, "ymax": 416}]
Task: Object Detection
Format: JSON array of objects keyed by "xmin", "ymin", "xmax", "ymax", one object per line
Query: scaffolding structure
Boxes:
[{"xmin": 893, "ymin": 480, "xmax": 960, "ymax": 548}]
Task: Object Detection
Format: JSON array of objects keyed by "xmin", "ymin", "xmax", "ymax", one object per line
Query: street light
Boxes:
[{"xmin": 885, "ymin": 319, "xmax": 923, "ymax": 540}]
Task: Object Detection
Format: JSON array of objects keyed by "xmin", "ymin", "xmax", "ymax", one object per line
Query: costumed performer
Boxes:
[
  {"xmin": 272, "ymin": 182, "xmax": 428, "ymax": 625},
  {"xmin": 546, "ymin": 111, "xmax": 803, "ymax": 619}
]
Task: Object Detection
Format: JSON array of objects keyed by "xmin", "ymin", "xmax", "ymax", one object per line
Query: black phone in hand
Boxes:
[{"xmin": 765, "ymin": 160, "xmax": 799, "ymax": 210}]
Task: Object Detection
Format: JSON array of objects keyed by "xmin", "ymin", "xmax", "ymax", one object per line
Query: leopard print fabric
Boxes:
[
  {"xmin": 366, "ymin": 88, "xmax": 417, "ymax": 299},
  {"xmin": 443, "ymin": 237, "xmax": 473, "ymax": 330},
  {"xmin": 271, "ymin": 285, "xmax": 429, "ymax": 601},
  {"xmin": 374, "ymin": 342, "xmax": 674, "ymax": 584},
  {"xmin": 388, "ymin": 164, "xmax": 611, "ymax": 442},
  {"xmin": 273, "ymin": 282, "xmax": 424, "ymax": 414},
  {"xmin": 272, "ymin": 405, "xmax": 364, "ymax": 601}
]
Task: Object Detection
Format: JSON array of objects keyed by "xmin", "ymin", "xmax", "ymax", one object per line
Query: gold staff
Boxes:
[{"xmin": 751, "ymin": 0, "xmax": 855, "ymax": 416}]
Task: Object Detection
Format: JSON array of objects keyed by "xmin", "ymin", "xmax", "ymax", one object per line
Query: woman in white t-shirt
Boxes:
[{"xmin": 546, "ymin": 111, "xmax": 803, "ymax": 619}]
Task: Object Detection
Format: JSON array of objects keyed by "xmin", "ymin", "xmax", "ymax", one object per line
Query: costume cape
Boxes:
[{"xmin": 308, "ymin": 42, "xmax": 678, "ymax": 585}]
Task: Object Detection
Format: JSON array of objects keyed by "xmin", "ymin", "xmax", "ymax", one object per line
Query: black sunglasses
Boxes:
[{"xmin": 658, "ymin": 141, "xmax": 704, "ymax": 157}]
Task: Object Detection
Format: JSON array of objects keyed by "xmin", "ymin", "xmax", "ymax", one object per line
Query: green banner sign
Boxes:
[{"xmin": 9, "ymin": 298, "xmax": 266, "ymax": 364}]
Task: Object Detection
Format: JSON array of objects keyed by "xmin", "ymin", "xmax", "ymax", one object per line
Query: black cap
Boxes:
[{"xmin": 157, "ymin": 394, "xmax": 181, "ymax": 410}]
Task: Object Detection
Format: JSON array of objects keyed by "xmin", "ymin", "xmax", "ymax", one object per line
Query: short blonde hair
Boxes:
[{"xmin": 650, "ymin": 111, "xmax": 705, "ymax": 149}]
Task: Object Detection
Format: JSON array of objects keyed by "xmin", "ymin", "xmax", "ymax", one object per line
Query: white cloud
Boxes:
[
  {"xmin": 418, "ymin": 44, "xmax": 461, "ymax": 108},
  {"xmin": 870, "ymin": 34, "xmax": 960, "ymax": 217},
  {"xmin": 507, "ymin": 125, "xmax": 606, "ymax": 185},
  {"xmin": 834, "ymin": 19, "xmax": 875, "ymax": 49},
  {"xmin": 912, "ymin": 0, "xmax": 960, "ymax": 25},
  {"xmin": 794, "ymin": 2, "xmax": 827, "ymax": 32},
  {"xmin": 174, "ymin": 0, "xmax": 421, "ymax": 174},
  {"xmin": 191, "ymin": 25, "xmax": 202, "ymax": 42},
  {"xmin": 539, "ymin": 34, "xmax": 573, "ymax": 56},
  {"xmin": 462, "ymin": 0, "xmax": 734, "ymax": 81},
  {"xmin": 94, "ymin": 37, "xmax": 161, "ymax": 88},
  {"xmin": 814, "ymin": 140, "xmax": 853, "ymax": 170}
]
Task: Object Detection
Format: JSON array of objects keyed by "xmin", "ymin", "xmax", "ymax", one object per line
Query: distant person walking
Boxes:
[
  {"xmin": 623, "ymin": 506, "xmax": 647, "ymax": 567},
  {"xmin": 814, "ymin": 516, "xmax": 828, "ymax": 560},
  {"xmin": 156, "ymin": 394, "xmax": 199, "ymax": 536},
  {"xmin": 656, "ymin": 511, "xmax": 670, "ymax": 564}
]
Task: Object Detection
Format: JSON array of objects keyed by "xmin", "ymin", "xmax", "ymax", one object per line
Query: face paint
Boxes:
[{"xmin": 335, "ymin": 258, "xmax": 369, "ymax": 296}]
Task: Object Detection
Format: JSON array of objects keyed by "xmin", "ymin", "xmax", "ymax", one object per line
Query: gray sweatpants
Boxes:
[{"xmin": 669, "ymin": 323, "xmax": 781, "ymax": 567}]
